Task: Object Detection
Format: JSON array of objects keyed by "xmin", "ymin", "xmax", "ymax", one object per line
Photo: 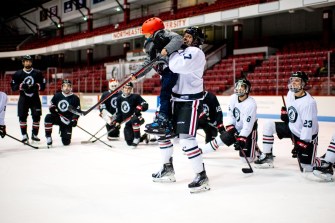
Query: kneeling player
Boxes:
[{"xmin": 44, "ymin": 80, "xmax": 80, "ymax": 146}]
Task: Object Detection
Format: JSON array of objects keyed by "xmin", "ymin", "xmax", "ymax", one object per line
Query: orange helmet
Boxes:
[{"xmin": 142, "ymin": 17, "xmax": 165, "ymax": 35}]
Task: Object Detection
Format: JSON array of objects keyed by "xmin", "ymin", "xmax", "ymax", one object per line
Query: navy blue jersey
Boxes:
[
  {"xmin": 11, "ymin": 68, "xmax": 46, "ymax": 97},
  {"xmin": 50, "ymin": 92, "xmax": 81, "ymax": 122},
  {"xmin": 115, "ymin": 94, "xmax": 148, "ymax": 123},
  {"xmin": 99, "ymin": 91, "xmax": 122, "ymax": 114}
]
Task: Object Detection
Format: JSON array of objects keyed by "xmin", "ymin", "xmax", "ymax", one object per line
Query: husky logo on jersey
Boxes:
[
  {"xmin": 111, "ymin": 97, "xmax": 117, "ymax": 109},
  {"xmin": 121, "ymin": 101, "xmax": 130, "ymax": 113},
  {"xmin": 233, "ymin": 107, "xmax": 241, "ymax": 122},
  {"xmin": 23, "ymin": 76, "xmax": 34, "ymax": 85},
  {"xmin": 288, "ymin": 106, "xmax": 298, "ymax": 123},
  {"xmin": 203, "ymin": 104, "xmax": 209, "ymax": 114},
  {"xmin": 58, "ymin": 100, "xmax": 70, "ymax": 112}
]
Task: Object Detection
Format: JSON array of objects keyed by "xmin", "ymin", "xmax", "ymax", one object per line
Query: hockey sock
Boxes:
[
  {"xmin": 45, "ymin": 122, "xmax": 53, "ymax": 137},
  {"xmin": 32, "ymin": 122, "xmax": 40, "ymax": 136},
  {"xmin": 180, "ymin": 134, "xmax": 204, "ymax": 174},
  {"xmin": 19, "ymin": 117, "xmax": 27, "ymax": 135},
  {"xmin": 158, "ymin": 139, "xmax": 173, "ymax": 164},
  {"xmin": 324, "ymin": 137, "xmax": 335, "ymax": 164},
  {"xmin": 132, "ymin": 123, "xmax": 141, "ymax": 139},
  {"xmin": 201, "ymin": 135, "xmax": 224, "ymax": 154},
  {"xmin": 262, "ymin": 120, "xmax": 276, "ymax": 153}
]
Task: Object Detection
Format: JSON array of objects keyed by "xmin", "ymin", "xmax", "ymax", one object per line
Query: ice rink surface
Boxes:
[{"xmin": 1, "ymin": 105, "xmax": 335, "ymax": 223}]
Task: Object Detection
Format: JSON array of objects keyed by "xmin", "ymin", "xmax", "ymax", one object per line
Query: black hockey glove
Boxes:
[
  {"xmin": 280, "ymin": 106, "xmax": 289, "ymax": 123},
  {"xmin": 49, "ymin": 105, "xmax": 58, "ymax": 114},
  {"xmin": 234, "ymin": 136, "xmax": 247, "ymax": 151},
  {"xmin": 135, "ymin": 105, "xmax": 143, "ymax": 116},
  {"xmin": 71, "ymin": 119, "xmax": 78, "ymax": 127},
  {"xmin": 294, "ymin": 140, "xmax": 309, "ymax": 151},
  {"xmin": 217, "ymin": 123, "xmax": 226, "ymax": 134},
  {"xmin": 226, "ymin": 125, "xmax": 237, "ymax": 136},
  {"xmin": 20, "ymin": 83, "xmax": 29, "ymax": 91},
  {"xmin": 0, "ymin": 125, "xmax": 6, "ymax": 138},
  {"xmin": 30, "ymin": 83, "xmax": 40, "ymax": 91}
]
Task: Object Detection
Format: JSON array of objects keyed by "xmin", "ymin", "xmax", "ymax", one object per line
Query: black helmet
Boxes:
[
  {"xmin": 184, "ymin": 26, "xmax": 205, "ymax": 47},
  {"xmin": 62, "ymin": 79, "xmax": 72, "ymax": 86},
  {"xmin": 290, "ymin": 71, "xmax": 308, "ymax": 83},
  {"xmin": 234, "ymin": 78, "xmax": 251, "ymax": 96},
  {"xmin": 124, "ymin": 82, "xmax": 133, "ymax": 88},
  {"xmin": 22, "ymin": 55, "xmax": 32, "ymax": 61}
]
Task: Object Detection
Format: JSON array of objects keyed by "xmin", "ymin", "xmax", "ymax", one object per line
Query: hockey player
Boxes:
[
  {"xmin": 313, "ymin": 130, "xmax": 335, "ymax": 181},
  {"xmin": 0, "ymin": 91, "xmax": 8, "ymax": 139},
  {"xmin": 10, "ymin": 55, "xmax": 46, "ymax": 143},
  {"xmin": 151, "ymin": 27, "xmax": 210, "ymax": 193},
  {"xmin": 99, "ymin": 79, "xmax": 122, "ymax": 140},
  {"xmin": 200, "ymin": 79, "xmax": 259, "ymax": 163},
  {"xmin": 254, "ymin": 71, "xmax": 323, "ymax": 174},
  {"xmin": 132, "ymin": 17, "xmax": 183, "ymax": 137},
  {"xmin": 197, "ymin": 91, "xmax": 225, "ymax": 143},
  {"xmin": 114, "ymin": 82, "xmax": 148, "ymax": 147},
  {"xmin": 44, "ymin": 79, "xmax": 80, "ymax": 146}
]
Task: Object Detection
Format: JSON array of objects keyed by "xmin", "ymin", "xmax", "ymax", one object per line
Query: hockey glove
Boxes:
[
  {"xmin": 217, "ymin": 123, "xmax": 226, "ymax": 134},
  {"xmin": 226, "ymin": 125, "xmax": 237, "ymax": 136},
  {"xmin": 20, "ymin": 83, "xmax": 29, "ymax": 91},
  {"xmin": 294, "ymin": 140, "xmax": 309, "ymax": 150},
  {"xmin": 49, "ymin": 105, "xmax": 58, "ymax": 114},
  {"xmin": 31, "ymin": 83, "xmax": 40, "ymax": 91},
  {"xmin": 198, "ymin": 111, "xmax": 209, "ymax": 122},
  {"xmin": 71, "ymin": 119, "xmax": 78, "ymax": 127},
  {"xmin": 135, "ymin": 105, "xmax": 142, "ymax": 116},
  {"xmin": 234, "ymin": 136, "xmax": 247, "ymax": 151},
  {"xmin": 280, "ymin": 106, "xmax": 289, "ymax": 123},
  {"xmin": 0, "ymin": 125, "xmax": 6, "ymax": 138}
]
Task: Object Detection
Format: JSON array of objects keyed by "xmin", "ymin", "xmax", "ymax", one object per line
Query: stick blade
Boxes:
[
  {"xmin": 81, "ymin": 141, "xmax": 93, "ymax": 144},
  {"xmin": 242, "ymin": 168, "xmax": 253, "ymax": 174}
]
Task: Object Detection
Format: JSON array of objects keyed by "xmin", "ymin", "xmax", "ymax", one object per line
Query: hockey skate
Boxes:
[
  {"xmin": 145, "ymin": 114, "xmax": 172, "ymax": 136},
  {"xmin": 254, "ymin": 152, "xmax": 274, "ymax": 168},
  {"xmin": 313, "ymin": 161, "xmax": 334, "ymax": 182},
  {"xmin": 31, "ymin": 134, "xmax": 41, "ymax": 143},
  {"xmin": 46, "ymin": 136, "xmax": 53, "ymax": 148},
  {"xmin": 152, "ymin": 158, "xmax": 176, "ymax": 183},
  {"xmin": 22, "ymin": 134, "xmax": 29, "ymax": 143},
  {"xmin": 188, "ymin": 170, "xmax": 210, "ymax": 194},
  {"xmin": 130, "ymin": 138, "xmax": 140, "ymax": 148}
]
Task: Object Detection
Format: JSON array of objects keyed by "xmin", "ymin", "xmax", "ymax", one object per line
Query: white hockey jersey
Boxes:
[
  {"xmin": 285, "ymin": 90, "xmax": 319, "ymax": 142},
  {"xmin": 169, "ymin": 46, "xmax": 205, "ymax": 101},
  {"xmin": 226, "ymin": 94, "xmax": 257, "ymax": 138},
  {"xmin": 0, "ymin": 92, "xmax": 8, "ymax": 125}
]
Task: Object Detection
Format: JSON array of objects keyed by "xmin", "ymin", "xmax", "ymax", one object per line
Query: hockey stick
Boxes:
[
  {"xmin": 77, "ymin": 125, "xmax": 113, "ymax": 148},
  {"xmin": 6, "ymin": 133, "xmax": 39, "ymax": 149},
  {"xmin": 81, "ymin": 124, "xmax": 106, "ymax": 144},
  {"xmin": 91, "ymin": 113, "xmax": 136, "ymax": 143},
  {"xmin": 239, "ymin": 147, "xmax": 254, "ymax": 173},
  {"xmin": 281, "ymin": 95, "xmax": 303, "ymax": 172},
  {"xmin": 68, "ymin": 57, "xmax": 159, "ymax": 116}
]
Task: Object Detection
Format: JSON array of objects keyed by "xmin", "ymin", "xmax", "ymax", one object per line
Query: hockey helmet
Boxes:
[
  {"xmin": 124, "ymin": 82, "xmax": 133, "ymax": 88},
  {"xmin": 62, "ymin": 79, "xmax": 72, "ymax": 86},
  {"xmin": 142, "ymin": 17, "xmax": 165, "ymax": 35},
  {"xmin": 109, "ymin": 79, "xmax": 119, "ymax": 91},
  {"xmin": 288, "ymin": 71, "xmax": 308, "ymax": 93},
  {"xmin": 184, "ymin": 26, "xmax": 205, "ymax": 47},
  {"xmin": 234, "ymin": 78, "xmax": 251, "ymax": 96},
  {"xmin": 22, "ymin": 55, "xmax": 33, "ymax": 62}
]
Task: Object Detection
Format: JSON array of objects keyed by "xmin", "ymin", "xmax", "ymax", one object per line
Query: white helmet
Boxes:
[{"xmin": 109, "ymin": 79, "xmax": 119, "ymax": 91}]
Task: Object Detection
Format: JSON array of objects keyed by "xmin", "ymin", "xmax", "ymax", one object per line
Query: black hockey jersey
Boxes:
[
  {"xmin": 50, "ymin": 92, "xmax": 81, "ymax": 122},
  {"xmin": 115, "ymin": 93, "xmax": 148, "ymax": 123},
  {"xmin": 99, "ymin": 91, "xmax": 122, "ymax": 114},
  {"xmin": 201, "ymin": 91, "xmax": 223, "ymax": 126},
  {"xmin": 11, "ymin": 68, "xmax": 46, "ymax": 97}
]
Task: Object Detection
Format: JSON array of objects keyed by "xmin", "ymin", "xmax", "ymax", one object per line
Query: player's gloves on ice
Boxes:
[
  {"xmin": 20, "ymin": 83, "xmax": 29, "ymax": 90},
  {"xmin": 217, "ymin": 123, "xmax": 226, "ymax": 133},
  {"xmin": 135, "ymin": 105, "xmax": 142, "ymax": 116},
  {"xmin": 49, "ymin": 105, "xmax": 58, "ymax": 114},
  {"xmin": 280, "ymin": 106, "xmax": 289, "ymax": 123},
  {"xmin": 234, "ymin": 136, "xmax": 247, "ymax": 151},
  {"xmin": 0, "ymin": 125, "xmax": 6, "ymax": 138},
  {"xmin": 71, "ymin": 119, "xmax": 78, "ymax": 127},
  {"xmin": 226, "ymin": 125, "xmax": 237, "ymax": 136},
  {"xmin": 294, "ymin": 140, "xmax": 308, "ymax": 150}
]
